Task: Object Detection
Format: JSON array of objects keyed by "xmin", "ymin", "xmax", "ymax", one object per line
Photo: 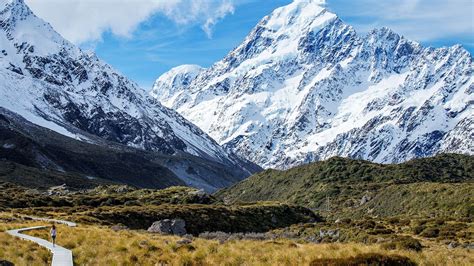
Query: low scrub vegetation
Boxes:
[
  {"xmin": 0, "ymin": 184, "xmax": 216, "ymax": 209},
  {"xmin": 13, "ymin": 220, "xmax": 473, "ymax": 265},
  {"xmin": 309, "ymin": 253, "xmax": 417, "ymax": 266},
  {"xmin": 73, "ymin": 203, "xmax": 319, "ymax": 234},
  {"xmin": 380, "ymin": 236, "xmax": 423, "ymax": 252},
  {"xmin": 0, "ymin": 154, "xmax": 473, "ymax": 266},
  {"xmin": 0, "ymin": 183, "xmax": 320, "ymax": 235},
  {"xmin": 217, "ymin": 154, "xmax": 474, "ymax": 219}
]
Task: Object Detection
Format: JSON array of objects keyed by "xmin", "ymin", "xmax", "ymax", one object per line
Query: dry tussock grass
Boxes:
[
  {"xmin": 0, "ymin": 214, "xmax": 51, "ymax": 265},
  {"xmin": 18, "ymin": 223, "xmax": 474, "ymax": 265},
  {"xmin": 0, "ymin": 211, "xmax": 473, "ymax": 266}
]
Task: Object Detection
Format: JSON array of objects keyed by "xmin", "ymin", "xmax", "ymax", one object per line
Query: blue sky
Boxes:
[
  {"xmin": 27, "ymin": 0, "xmax": 474, "ymax": 89},
  {"xmin": 89, "ymin": 0, "xmax": 293, "ymax": 89}
]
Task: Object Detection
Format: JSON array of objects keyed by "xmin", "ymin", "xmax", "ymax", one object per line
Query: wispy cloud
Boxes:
[
  {"xmin": 25, "ymin": 0, "xmax": 236, "ymax": 44},
  {"xmin": 327, "ymin": 0, "xmax": 474, "ymax": 42},
  {"xmin": 202, "ymin": 1, "xmax": 235, "ymax": 38}
]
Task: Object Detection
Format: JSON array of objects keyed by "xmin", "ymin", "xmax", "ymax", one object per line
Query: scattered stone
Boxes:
[
  {"xmin": 113, "ymin": 185, "xmax": 133, "ymax": 194},
  {"xmin": 148, "ymin": 218, "xmax": 187, "ymax": 236},
  {"xmin": 47, "ymin": 184, "xmax": 70, "ymax": 196},
  {"xmin": 305, "ymin": 236, "xmax": 319, "ymax": 243},
  {"xmin": 447, "ymin": 242, "xmax": 459, "ymax": 249},
  {"xmin": 189, "ymin": 189, "xmax": 206, "ymax": 196},
  {"xmin": 462, "ymin": 243, "xmax": 474, "ymax": 249},
  {"xmin": 360, "ymin": 195, "xmax": 371, "ymax": 205},
  {"xmin": 319, "ymin": 229, "xmax": 340, "ymax": 239}
]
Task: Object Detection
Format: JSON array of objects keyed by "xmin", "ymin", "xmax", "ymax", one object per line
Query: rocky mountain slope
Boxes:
[
  {"xmin": 0, "ymin": 0, "xmax": 260, "ymax": 191},
  {"xmin": 1, "ymin": 108, "xmax": 243, "ymax": 190},
  {"xmin": 151, "ymin": 0, "xmax": 473, "ymax": 169},
  {"xmin": 216, "ymin": 153, "xmax": 474, "ymax": 218}
]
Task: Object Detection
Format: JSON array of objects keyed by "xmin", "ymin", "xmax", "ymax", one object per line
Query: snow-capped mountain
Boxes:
[
  {"xmin": 0, "ymin": 0, "xmax": 259, "ymax": 190},
  {"xmin": 151, "ymin": 0, "xmax": 474, "ymax": 169}
]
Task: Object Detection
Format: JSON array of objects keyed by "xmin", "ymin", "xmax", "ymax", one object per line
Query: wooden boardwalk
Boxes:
[{"xmin": 6, "ymin": 217, "xmax": 77, "ymax": 266}]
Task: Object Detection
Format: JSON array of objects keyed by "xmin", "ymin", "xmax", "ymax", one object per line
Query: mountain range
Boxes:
[
  {"xmin": 0, "ymin": 0, "xmax": 260, "ymax": 192},
  {"xmin": 151, "ymin": 0, "xmax": 473, "ymax": 169},
  {"xmin": 0, "ymin": 0, "xmax": 472, "ymax": 192}
]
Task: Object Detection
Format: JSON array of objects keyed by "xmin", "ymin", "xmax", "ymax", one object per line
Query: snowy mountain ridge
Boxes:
[
  {"xmin": 0, "ymin": 0, "xmax": 259, "ymax": 190},
  {"xmin": 151, "ymin": 0, "xmax": 473, "ymax": 169}
]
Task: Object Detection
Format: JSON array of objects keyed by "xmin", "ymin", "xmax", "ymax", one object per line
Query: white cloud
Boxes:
[
  {"xmin": 202, "ymin": 1, "xmax": 235, "ymax": 38},
  {"xmin": 327, "ymin": 0, "xmax": 474, "ymax": 41},
  {"xmin": 25, "ymin": 0, "xmax": 236, "ymax": 44},
  {"xmin": 156, "ymin": 0, "xmax": 235, "ymax": 38}
]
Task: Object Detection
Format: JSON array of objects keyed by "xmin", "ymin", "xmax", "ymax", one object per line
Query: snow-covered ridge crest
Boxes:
[
  {"xmin": 150, "ymin": 65, "xmax": 204, "ymax": 107},
  {"xmin": 265, "ymin": 0, "xmax": 328, "ymax": 32},
  {"xmin": 151, "ymin": 0, "xmax": 474, "ymax": 169},
  {"xmin": 0, "ymin": 0, "xmax": 76, "ymax": 56}
]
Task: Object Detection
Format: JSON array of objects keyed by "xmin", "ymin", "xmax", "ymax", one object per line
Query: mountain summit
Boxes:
[
  {"xmin": 151, "ymin": 0, "xmax": 473, "ymax": 169},
  {"xmin": 0, "ymin": 0, "xmax": 259, "ymax": 191}
]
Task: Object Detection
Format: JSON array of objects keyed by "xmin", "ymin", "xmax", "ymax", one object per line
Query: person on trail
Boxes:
[{"xmin": 50, "ymin": 224, "xmax": 57, "ymax": 247}]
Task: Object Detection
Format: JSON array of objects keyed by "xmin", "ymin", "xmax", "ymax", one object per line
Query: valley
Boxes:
[
  {"xmin": 0, "ymin": 154, "xmax": 473, "ymax": 264},
  {"xmin": 0, "ymin": 0, "xmax": 473, "ymax": 265}
]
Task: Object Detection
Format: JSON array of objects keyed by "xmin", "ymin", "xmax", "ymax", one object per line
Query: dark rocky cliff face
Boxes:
[{"xmin": 0, "ymin": 108, "xmax": 257, "ymax": 192}]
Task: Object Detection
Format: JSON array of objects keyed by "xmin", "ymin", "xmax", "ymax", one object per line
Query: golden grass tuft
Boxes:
[
  {"xmin": 0, "ymin": 215, "xmax": 51, "ymax": 265},
  {"xmin": 17, "ymin": 223, "xmax": 474, "ymax": 265},
  {"xmin": 0, "ymin": 212, "xmax": 473, "ymax": 265}
]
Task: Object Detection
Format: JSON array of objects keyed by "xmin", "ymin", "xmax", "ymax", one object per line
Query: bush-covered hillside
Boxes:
[
  {"xmin": 0, "ymin": 183, "xmax": 319, "ymax": 235},
  {"xmin": 216, "ymin": 154, "xmax": 474, "ymax": 219}
]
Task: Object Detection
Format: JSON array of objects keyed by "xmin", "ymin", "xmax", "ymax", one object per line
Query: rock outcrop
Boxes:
[{"xmin": 148, "ymin": 218, "xmax": 187, "ymax": 236}]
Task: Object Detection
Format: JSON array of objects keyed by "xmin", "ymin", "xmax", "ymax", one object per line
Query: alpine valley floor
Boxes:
[{"xmin": 0, "ymin": 154, "xmax": 473, "ymax": 265}]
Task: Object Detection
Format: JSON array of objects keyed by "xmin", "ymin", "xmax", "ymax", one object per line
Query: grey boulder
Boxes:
[{"xmin": 148, "ymin": 218, "xmax": 187, "ymax": 236}]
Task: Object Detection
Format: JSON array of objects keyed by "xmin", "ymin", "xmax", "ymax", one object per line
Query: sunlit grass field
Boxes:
[{"xmin": 0, "ymin": 214, "xmax": 471, "ymax": 266}]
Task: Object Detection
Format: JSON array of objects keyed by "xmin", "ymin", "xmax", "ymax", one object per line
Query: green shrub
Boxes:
[
  {"xmin": 310, "ymin": 253, "xmax": 417, "ymax": 266},
  {"xmin": 339, "ymin": 218, "xmax": 352, "ymax": 225},
  {"xmin": 83, "ymin": 204, "xmax": 320, "ymax": 235},
  {"xmin": 381, "ymin": 236, "xmax": 423, "ymax": 252},
  {"xmin": 397, "ymin": 219, "xmax": 411, "ymax": 226},
  {"xmin": 413, "ymin": 225, "xmax": 426, "ymax": 235},
  {"xmin": 368, "ymin": 228, "xmax": 394, "ymax": 235},
  {"xmin": 388, "ymin": 217, "xmax": 400, "ymax": 224},
  {"xmin": 420, "ymin": 227, "xmax": 439, "ymax": 238},
  {"xmin": 355, "ymin": 219, "xmax": 376, "ymax": 229}
]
